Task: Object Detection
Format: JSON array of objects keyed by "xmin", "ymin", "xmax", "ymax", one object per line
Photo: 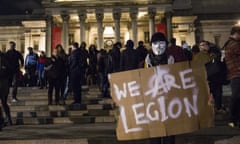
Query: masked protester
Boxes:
[{"xmin": 145, "ymin": 32, "xmax": 186, "ymax": 144}]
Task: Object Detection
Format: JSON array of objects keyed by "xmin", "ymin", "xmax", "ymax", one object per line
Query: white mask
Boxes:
[{"xmin": 151, "ymin": 41, "xmax": 167, "ymax": 55}]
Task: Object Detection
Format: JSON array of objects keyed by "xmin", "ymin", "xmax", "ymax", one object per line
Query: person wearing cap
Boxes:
[
  {"xmin": 145, "ymin": 32, "xmax": 177, "ymax": 144},
  {"xmin": 224, "ymin": 25, "xmax": 240, "ymax": 128}
]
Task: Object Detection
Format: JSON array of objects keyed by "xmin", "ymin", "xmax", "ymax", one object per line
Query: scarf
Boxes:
[{"xmin": 149, "ymin": 51, "xmax": 168, "ymax": 66}]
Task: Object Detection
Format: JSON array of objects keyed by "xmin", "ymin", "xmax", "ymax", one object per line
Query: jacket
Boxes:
[{"xmin": 225, "ymin": 37, "xmax": 240, "ymax": 80}]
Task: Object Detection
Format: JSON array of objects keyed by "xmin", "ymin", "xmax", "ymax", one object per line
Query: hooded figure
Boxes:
[
  {"xmin": 120, "ymin": 40, "xmax": 139, "ymax": 71},
  {"xmin": 145, "ymin": 32, "xmax": 174, "ymax": 68},
  {"xmin": 145, "ymin": 32, "xmax": 176, "ymax": 144}
]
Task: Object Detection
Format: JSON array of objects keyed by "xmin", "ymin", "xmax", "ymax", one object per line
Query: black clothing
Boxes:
[
  {"xmin": 44, "ymin": 56, "xmax": 63, "ymax": 105},
  {"xmin": 136, "ymin": 45, "xmax": 148, "ymax": 68},
  {"xmin": 88, "ymin": 49, "xmax": 99, "ymax": 84},
  {"xmin": 0, "ymin": 52, "xmax": 12, "ymax": 125},
  {"xmin": 229, "ymin": 77, "xmax": 240, "ymax": 124},
  {"xmin": 97, "ymin": 51, "xmax": 111, "ymax": 98},
  {"xmin": 5, "ymin": 49, "xmax": 24, "ymax": 100},
  {"xmin": 79, "ymin": 48, "xmax": 89, "ymax": 85},
  {"xmin": 69, "ymin": 48, "xmax": 82, "ymax": 103},
  {"xmin": 5, "ymin": 49, "xmax": 24, "ymax": 74},
  {"xmin": 120, "ymin": 47, "xmax": 139, "ymax": 71},
  {"xmin": 109, "ymin": 46, "xmax": 121, "ymax": 72},
  {"xmin": 149, "ymin": 51, "xmax": 168, "ymax": 66}
]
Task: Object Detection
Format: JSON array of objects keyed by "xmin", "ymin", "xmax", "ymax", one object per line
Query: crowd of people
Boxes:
[{"xmin": 0, "ymin": 26, "xmax": 239, "ymax": 141}]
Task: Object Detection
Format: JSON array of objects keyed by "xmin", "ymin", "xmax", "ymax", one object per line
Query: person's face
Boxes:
[
  {"xmin": 199, "ymin": 42, "xmax": 209, "ymax": 51},
  {"xmin": 234, "ymin": 32, "xmax": 240, "ymax": 41},
  {"xmin": 28, "ymin": 49, "xmax": 33, "ymax": 53},
  {"xmin": 9, "ymin": 43, "xmax": 15, "ymax": 49},
  {"xmin": 52, "ymin": 49, "xmax": 57, "ymax": 56},
  {"xmin": 151, "ymin": 41, "xmax": 167, "ymax": 55}
]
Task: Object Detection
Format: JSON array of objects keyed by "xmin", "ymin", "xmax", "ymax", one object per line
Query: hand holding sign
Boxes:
[{"xmin": 109, "ymin": 61, "xmax": 214, "ymax": 140}]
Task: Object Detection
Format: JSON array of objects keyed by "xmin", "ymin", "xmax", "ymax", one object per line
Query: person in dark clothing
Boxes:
[
  {"xmin": 97, "ymin": 49, "xmax": 111, "ymax": 97},
  {"xmin": 63, "ymin": 47, "xmax": 72, "ymax": 101},
  {"xmin": 224, "ymin": 26, "xmax": 240, "ymax": 128},
  {"xmin": 44, "ymin": 49, "xmax": 63, "ymax": 105},
  {"xmin": 88, "ymin": 44, "xmax": 99, "ymax": 85},
  {"xmin": 69, "ymin": 42, "xmax": 83, "ymax": 104},
  {"xmin": 0, "ymin": 51, "xmax": 13, "ymax": 126},
  {"xmin": 5, "ymin": 41, "xmax": 24, "ymax": 103},
  {"xmin": 25, "ymin": 47, "xmax": 38, "ymax": 87},
  {"xmin": 145, "ymin": 32, "xmax": 179, "ymax": 144},
  {"xmin": 109, "ymin": 42, "xmax": 122, "ymax": 72},
  {"xmin": 56, "ymin": 44, "xmax": 68, "ymax": 104},
  {"xmin": 136, "ymin": 41, "xmax": 148, "ymax": 68},
  {"xmin": 167, "ymin": 38, "xmax": 187, "ymax": 63},
  {"xmin": 79, "ymin": 42, "xmax": 89, "ymax": 86},
  {"xmin": 120, "ymin": 40, "xmax": 139, "ymax": 71},
  {"xmin": 207, "ymin": 42, "xmax": 226, "ymax": 113}
]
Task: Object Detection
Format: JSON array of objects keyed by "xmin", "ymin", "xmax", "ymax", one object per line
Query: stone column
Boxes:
[
  {"xmin": 24, "ymin": 30, "xmax": 31, "ymax": 46},
  {"xmin": 61, "ymin": 13, "xmax": 70, "ymax": 51},
  {"xmin": 39, "ymin": 29, "xmax": 46, "ymax": 52},
  {"xmin": 130, "ymin": 8, "xmax": 138, "ymax": 47},
  {"xmin": 46, "ymin": 15, "xmax": 53, "ymax": 57},
  {"xmin": 165, "ymin": 11, "xmax": 173, "ymax": 40},
  {"xmin": 79, "ymin": 10, "xmax": 87, "ymax": 43},
  {"xmin": 113, "ymin": 8, "xmax": 121, "ymax": 43},
  {"xmin": 148, "ymin": 8, "xmax": 156, "ymax": 38},
  {"xmin": 95, "ymin": 8, "xmax": 104, "ymax": 49}
]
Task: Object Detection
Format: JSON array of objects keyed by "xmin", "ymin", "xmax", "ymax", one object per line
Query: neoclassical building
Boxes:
[{"xmin": 0, "ymin": 0, "xmax": 239, "ymax": 57}]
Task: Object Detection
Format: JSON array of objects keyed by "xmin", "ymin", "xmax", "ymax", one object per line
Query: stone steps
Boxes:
[
  {"xmin": 9, "ymin": 103, "xmax": 113, "ymax": 111},
  {"xmin": 0, "ymin": 85, "xmax": 237, "ymax": 144},
  {"xmin": 11, "ymin": 109, "xmax": 116, "ymax": 118},
  {"xmin": 5, "ymin": 85, "xmax": 232, "ymax": 126},
  {"xmin": 13, "ymin": 116, "xmax": 115, "ymax": 125},
  {"xmin": 5, "ymin": 86, "xmax": 116, "ymax": 125}
]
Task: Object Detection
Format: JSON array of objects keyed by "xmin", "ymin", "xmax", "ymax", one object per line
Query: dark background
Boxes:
[{"xmin": 0, "ymin": 0, "xmax": 42, "ymax": 15}]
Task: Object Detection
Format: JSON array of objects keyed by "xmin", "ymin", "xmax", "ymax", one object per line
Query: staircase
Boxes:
[{"xmin": 9, "ymin": 86, "xmax": 116, "ymax": 125}]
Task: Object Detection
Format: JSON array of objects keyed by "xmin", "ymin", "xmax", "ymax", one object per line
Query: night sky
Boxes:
[{"xmin": 0, "ymin": 0, "xmax": 42, "ymax": 15}]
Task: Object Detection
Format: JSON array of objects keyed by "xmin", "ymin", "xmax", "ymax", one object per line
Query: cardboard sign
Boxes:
[{"xmin": 109, "ymin": 61, "xmax": 214, "ymax": 140}]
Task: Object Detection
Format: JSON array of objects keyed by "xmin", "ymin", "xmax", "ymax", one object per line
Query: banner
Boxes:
[
  {"xmin": 52, "ymin": 26, "xmax": 61, "ymax": 50},
  {"xmin": 109, "ymin": 61, "xmax": 214, "ymax": 140},
  {"xmin": 157, "ymin": 23, "xmax": 166, "ymax": 36}
]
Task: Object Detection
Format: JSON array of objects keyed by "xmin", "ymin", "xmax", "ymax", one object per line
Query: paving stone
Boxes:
[{"xmin": 215, "ymin": 136, "xmax": 240, "ymax": 144}]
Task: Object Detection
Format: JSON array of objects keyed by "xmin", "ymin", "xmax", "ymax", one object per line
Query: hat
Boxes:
[{"xmin": 150, "ymin": 32, "xmax": 167, "ymax": 43}]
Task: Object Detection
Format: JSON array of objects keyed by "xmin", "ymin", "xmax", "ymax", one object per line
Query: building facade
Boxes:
[{"xmin": 0, "ymin": 0, "xmax": 239, "ymax": 56}]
